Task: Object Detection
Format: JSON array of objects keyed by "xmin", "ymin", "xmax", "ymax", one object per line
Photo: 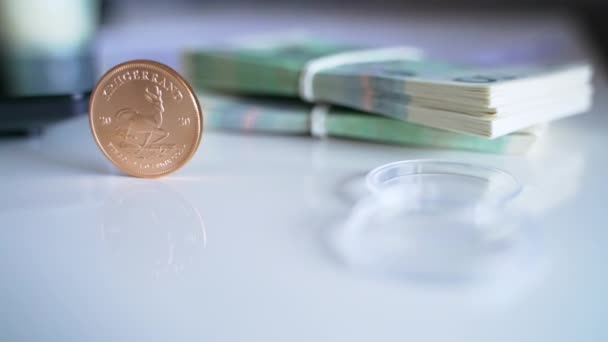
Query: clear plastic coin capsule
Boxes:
[{"xmin": 331, "ymin": 160, "xmax": 530, "ymax": 283}]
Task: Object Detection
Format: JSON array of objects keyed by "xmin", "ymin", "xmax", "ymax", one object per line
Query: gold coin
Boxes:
[{"xmin": 89, "ymin": 60, "xmax": 203, "ymax": 178}]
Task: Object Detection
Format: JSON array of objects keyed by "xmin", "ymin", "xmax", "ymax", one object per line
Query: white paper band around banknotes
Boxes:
[
  {"xmin": 299, "ymin": 47, "xmax": 424, "ymax": 102},
  {"xmin": 310, "ymin": 104, "xmax": 330, "ymax": 137}
]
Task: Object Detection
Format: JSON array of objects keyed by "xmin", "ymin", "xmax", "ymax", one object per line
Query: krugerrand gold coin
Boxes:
[{"xmin": 90, "ymin": 60, "xmax": 203, "ymax": 178}]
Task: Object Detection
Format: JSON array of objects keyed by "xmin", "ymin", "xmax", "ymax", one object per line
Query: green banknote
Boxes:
[
  {"xmin": 184, "ymin": 41, "xmax": 354, "ymax": 96},
  {"xmin": 183, "ymin": 40, "xmax": 592, "ymax": 138},
  {"xmin": 202, "ymin": 92, "xmax": 541, "ymax": 154}
]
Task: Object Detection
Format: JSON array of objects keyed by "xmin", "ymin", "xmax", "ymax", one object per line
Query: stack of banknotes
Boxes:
[{"xmin": 183, "ymin": 40, "xmax": 593, "ymax": 154}]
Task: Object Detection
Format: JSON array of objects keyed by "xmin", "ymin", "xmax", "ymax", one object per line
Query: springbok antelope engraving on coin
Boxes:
[{"xmin": 115, "ymin": 85, "xmax": 170, "ymax": 153}]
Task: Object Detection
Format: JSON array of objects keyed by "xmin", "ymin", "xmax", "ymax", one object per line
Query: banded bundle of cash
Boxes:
[
  {"xmin": 201, "ymin": 91, "xmax": 543, "ymax": 154},
  {"xmin": 184, "ymin": 40, "xmax": 592, "ymax": 138}
]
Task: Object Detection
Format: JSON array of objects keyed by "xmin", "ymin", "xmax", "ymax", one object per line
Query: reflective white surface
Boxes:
[{"xmin": 1, "ymin": 8, "xmax": 607, "ymax": 341}]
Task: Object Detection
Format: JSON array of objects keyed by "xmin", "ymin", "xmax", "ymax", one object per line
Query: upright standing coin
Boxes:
[{"xmin": 89, "ymin": 60, "xmax": 203, "ymax": 177}]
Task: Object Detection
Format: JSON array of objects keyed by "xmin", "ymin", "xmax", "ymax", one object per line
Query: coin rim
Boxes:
[{"xmin": 89, "ymin": 59, "xmax": 203, "ymax": 178}]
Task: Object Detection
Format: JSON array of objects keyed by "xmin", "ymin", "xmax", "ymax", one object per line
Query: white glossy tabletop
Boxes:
[{"xmin": 1, "ymin": 7, "xmax": 607, "ymax": 341}]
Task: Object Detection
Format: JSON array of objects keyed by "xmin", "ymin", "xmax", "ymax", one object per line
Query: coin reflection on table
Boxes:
[
  {"xmin": 100, "ymin": 182, "xmax": 206, "ymax": 279},
  {"xmin": 89, "ymin": 60, "xmax": 203, "ymax": 178}
]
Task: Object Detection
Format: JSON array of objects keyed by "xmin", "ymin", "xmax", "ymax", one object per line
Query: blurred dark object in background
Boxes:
[
  {"xmin": 0, "ymin": 0, "xmax": 99, "ymax": 135},
  {"xmin": 580, "ymin": 4, "xmax": 608, "ymax": 64},
  {"xmin": 0, "ymin": 94, "xmax": 89, "ymax": 136}
]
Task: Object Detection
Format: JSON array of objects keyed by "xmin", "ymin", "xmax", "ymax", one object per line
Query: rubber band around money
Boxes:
[
  {"xmin": 298, "ymin": 47, "xmax": 424, "ymax": 102},
  {"xmin": 310, "ymin": 104, "xmax": 330, "ymax": 137}
]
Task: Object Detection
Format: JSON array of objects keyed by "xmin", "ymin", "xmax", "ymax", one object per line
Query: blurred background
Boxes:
[
  {"xmin": 100, "ymin": 0, "xmax": 607, "ymax": 61},
  {"xmin": 1, "ymin": 0, "xmax": 607, "ymax": 135}
]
